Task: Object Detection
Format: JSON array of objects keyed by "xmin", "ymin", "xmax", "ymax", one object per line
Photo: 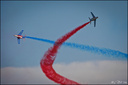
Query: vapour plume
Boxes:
[
  {"xmin": 40, "ymin": 22, "xmax": 90, "ymax": 84},
  {"xmin": 25, "ymin": 37, "xmax": 127, "ymax": 59}
]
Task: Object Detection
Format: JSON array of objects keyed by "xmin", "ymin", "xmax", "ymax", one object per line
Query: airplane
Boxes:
[
  {"xmin": 89, "ymin": 12, "xmax": 98, "ymax": 27},
  {"xmin": 14, "ymin": 30, "xmax": 26, "ymax": 44}
]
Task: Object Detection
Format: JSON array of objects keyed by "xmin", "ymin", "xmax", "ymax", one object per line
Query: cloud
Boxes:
[
  {"xmin": 1, "ymin": 60, "xmax": 127, "ymax": 84},
  {"xmin": 1, "ymin": 66, "xmax": 54, "ymax": 84}
]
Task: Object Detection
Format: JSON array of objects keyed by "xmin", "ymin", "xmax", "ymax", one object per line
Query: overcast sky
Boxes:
[{"xmin": 1, "ymin": 1, "xmax": 127, "ymax": 84}]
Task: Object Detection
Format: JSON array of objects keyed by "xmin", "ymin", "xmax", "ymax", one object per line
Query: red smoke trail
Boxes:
[{"xmin": 40, "ymin": 22, "xmax": 90, "ymax": 84}]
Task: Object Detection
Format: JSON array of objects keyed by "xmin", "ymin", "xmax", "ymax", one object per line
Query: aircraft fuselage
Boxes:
[
  {"xmin": 90, "ymin": 17, "xmax": 98, "ymax": 21},
  {"xmin": 14, "ymin": 35, "xmax": 23, "ymax": 39}
]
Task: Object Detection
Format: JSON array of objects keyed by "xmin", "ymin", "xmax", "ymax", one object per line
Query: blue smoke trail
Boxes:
[
  {"xmin": 26, "ymin": 36, "xmax": 127, "ymax": 59},
  {"xmin": 63, "ymin": 42, "xmax": 127, "ymax": 59},
  {"xmin": 26, "ymin": 36, "xmax": 55, "ymax": 44}
]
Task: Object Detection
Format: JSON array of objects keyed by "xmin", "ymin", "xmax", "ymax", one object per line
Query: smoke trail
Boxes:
[
  {"xmin": 40, "ymin": 22, "xmax": 90, "ymax": 84},
  {"xmin": 26, "ymin": 37, "xmax": 127, "ymax": 59},
  {"xmin": 63, "ymin": 42, "xmax": 127, "ymax": 59},
  {"xmin": 26, "ymin": 36, "xmax": 55, "ymax": 44}
]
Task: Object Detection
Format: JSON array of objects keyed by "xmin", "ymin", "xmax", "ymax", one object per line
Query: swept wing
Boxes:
[
  {"xmin": 94, "ymin": 20, "xmax": 96, "ymax": 27},
  {"xmin": 17, "ymin": 39, "xmax": 20, "ymax": 44},
  {"xmin": 91, "ymin": 12, "xmax": 95, "ymax": 18},
  {"xmin": 18, "ymin": 30, "xmax": 24, "ymax": 35}
]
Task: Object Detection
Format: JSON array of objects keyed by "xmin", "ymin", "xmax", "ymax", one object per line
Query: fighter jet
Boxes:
[
  {"xmin": 14, "ymin": 30, "xmax": 26, "ymax": 44},
  {"xmin": 89, "ymin": 12, "xmax": 98, "ymax": 27}
]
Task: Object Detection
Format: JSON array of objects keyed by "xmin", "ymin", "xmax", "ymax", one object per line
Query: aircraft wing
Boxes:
[
  {"xmin": 17, "ymin": 39, "xmax": 20, "ymax": 44},
  {"xmin": 94, "ymin": 20, "xmax": 96, "ymax": 27},
  {"xmin": 18, "ymin": 30, "xmax": 24, "ymax": 35},
  {"xmin": 91, "ymin": 12, "xmax": 95, "ymax": 18}
]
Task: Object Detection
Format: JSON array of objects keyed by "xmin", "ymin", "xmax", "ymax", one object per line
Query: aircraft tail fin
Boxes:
[
  {"xmin": 89, "ymin": 17, "xmax": 91, "ymax": 24},
  {"xmin": 23, "ymin": 35, "xmax": 26, "ymax": 38},
  {"xmin": 23, "ymin": 35, "xmax": 26, "ymax": 40}
]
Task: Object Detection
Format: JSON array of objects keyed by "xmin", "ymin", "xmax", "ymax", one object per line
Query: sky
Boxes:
[{"xmin": 1, "ymin": 1, "xmax": 127, "ymax": 84}]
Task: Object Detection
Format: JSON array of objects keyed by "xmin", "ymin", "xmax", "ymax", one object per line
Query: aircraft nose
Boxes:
[{"xmin": 14, "ymin": 35, "xmax": 16, "ymax": 37}]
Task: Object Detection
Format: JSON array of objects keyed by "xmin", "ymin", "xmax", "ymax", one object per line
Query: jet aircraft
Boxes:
[
  {"xmin": 89, "ymin": 12, "xmax": 98, "ymax": 27},
  {"xmin": 14, "ymin": 30, "xmax": 26, "ymax": 44}
]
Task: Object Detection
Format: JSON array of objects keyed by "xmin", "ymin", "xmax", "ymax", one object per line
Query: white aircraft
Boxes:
[{"xmin": 14, "ymin": 30, "xmax": 26, "ymax": 44}]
